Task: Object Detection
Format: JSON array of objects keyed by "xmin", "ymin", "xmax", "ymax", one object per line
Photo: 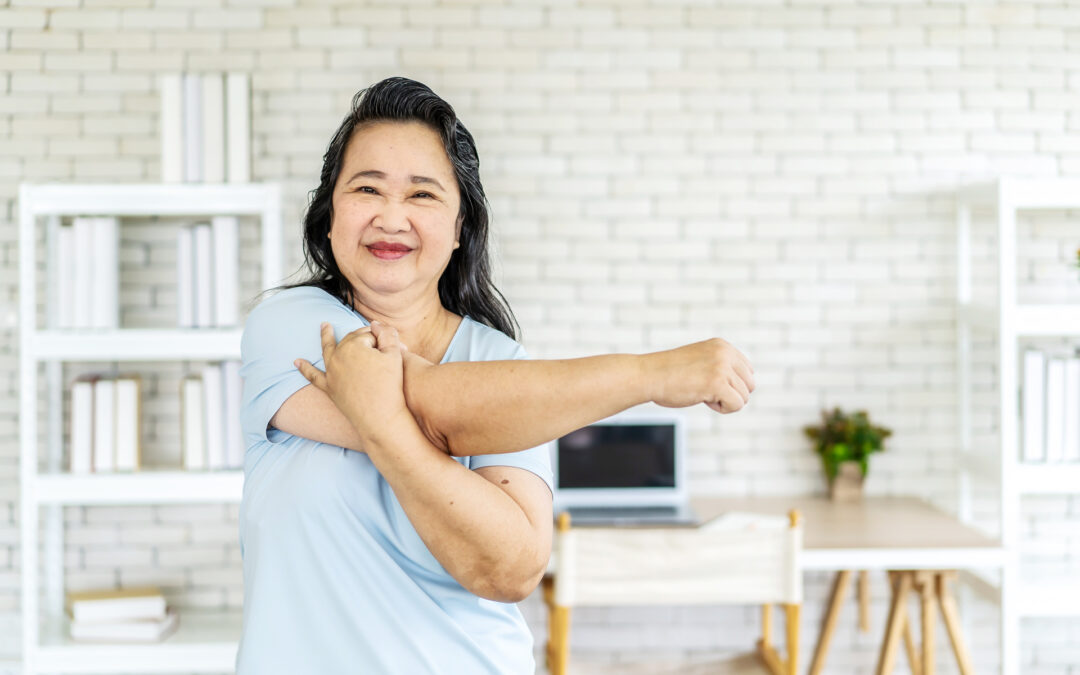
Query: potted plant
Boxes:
[{"xmin": 803, "ymin": 407, "xmax": 893, "ymax": 502}]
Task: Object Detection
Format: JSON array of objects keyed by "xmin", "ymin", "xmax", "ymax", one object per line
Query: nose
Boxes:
[{"xmin": 373, "ymin": 200, "xmax": 411, "ymax": 233}]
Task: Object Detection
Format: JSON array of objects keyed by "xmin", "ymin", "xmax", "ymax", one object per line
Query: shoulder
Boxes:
[
  {"xmin": 245, "ymin": 286, "xmax": 357, "ymax": 328},
  {"xmin": 456, "ymin": 317, "xmax": 528, "ymax": 361}
]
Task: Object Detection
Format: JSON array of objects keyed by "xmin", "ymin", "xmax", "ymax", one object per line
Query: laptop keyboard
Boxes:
[{"xmin": 566, "ymin": 506, "xmax": 679, "ymax": 519}]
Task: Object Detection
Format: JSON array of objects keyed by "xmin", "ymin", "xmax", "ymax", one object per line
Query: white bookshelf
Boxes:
[
  {"xmin": 18, "ymin": 183, "xmax": 282, "ymax": 675},
  {"xmin": 955, "ymin": 177, "xmax": 1080, "ymax": 675}
]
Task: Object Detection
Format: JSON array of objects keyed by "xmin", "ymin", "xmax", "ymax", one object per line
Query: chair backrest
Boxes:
[{"xmin": 553, "ymin": 511, "xmax": 802, "ymax": 608}]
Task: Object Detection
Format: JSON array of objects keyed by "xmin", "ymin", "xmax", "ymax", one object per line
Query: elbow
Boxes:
[
  {"xmin": 468, "ymin": 552, "xmax": 550, "ymax": 604},
  {"xmin": 402, "ymin": 356, "xmax": 450, "ymax": 453}
]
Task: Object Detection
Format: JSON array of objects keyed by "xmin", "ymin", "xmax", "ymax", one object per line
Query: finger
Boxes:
[
  {"xmin": 294, "ymin": 358, "xmax": 328, "ymax": 391},
  {"xmin": 732, "ymin": 360, "xmax": 755, "ymax": 394},
  {"xmin": 320, "ymin": 322, "xmax": 337, "ymax": 362},
  {"xmin": 369, "ymin": 321, "xmax": 401, "ymax": 355},
  {"xmin": 730, "ymin": 374, "xmax": 751, "ymax": 406}
]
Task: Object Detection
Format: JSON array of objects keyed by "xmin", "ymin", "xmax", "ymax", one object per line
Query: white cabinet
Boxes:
[
  {"xmin": 955, "ymin": 177, "xmax": 1080, "ymax": 675},
  {"xmin": 18, "ymin": 183, "xmax": 283, "ymax": 674}
]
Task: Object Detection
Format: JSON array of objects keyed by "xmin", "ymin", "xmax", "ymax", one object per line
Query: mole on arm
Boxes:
[{"xmin": 501, "ymin": 479, "xmax": 509, "ymax": 484}]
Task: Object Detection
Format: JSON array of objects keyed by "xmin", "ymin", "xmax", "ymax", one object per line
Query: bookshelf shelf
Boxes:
[
  {"xmin": 32, "ymin": 329, "xmax": 242, "ymax": 362},
  {"xmin": 37, "ymin": 610, "xmax": 241, "ymax": 674},
  {"xmin": 1015, "ymin": 581, "xmax": 1080, "ymax": 618},
  {"xmin": 18, "ymin": 183, "xmax": 282, "ymax": 674},
  {"xmin": 35, "ymin": 471, "xmax": 244, "ymax": 505},
  {"xmin": 1014, "ymin": 463, "xmax": 1080, "ymax": 495},
  {"xmin": 956, "ymin": 177, "xmax": 1080, "ymax": 674}
]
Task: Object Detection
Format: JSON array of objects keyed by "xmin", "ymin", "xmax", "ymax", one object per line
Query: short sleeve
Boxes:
[
  {"xmin": 466, "ymin": 342, "xmax": 555, "ymax": 496},
  {"xmin": 239, "ymin": 287, "xmax": 367, "ymax": 445}
]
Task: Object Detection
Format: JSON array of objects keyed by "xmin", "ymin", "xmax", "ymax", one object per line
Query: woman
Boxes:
[{"xmin": 237, "ymin": 77, "xmax": 755, "ymax": 674}]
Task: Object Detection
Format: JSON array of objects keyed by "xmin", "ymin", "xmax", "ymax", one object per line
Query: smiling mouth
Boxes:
[{"xmin": 366, "ymin": 245, "xmax": 412, "ymax": 260}]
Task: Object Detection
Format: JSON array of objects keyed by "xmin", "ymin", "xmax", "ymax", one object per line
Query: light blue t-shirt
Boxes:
[{"xmin": 235, "ymin": 286, "xmax": 553, "ymax": 675}]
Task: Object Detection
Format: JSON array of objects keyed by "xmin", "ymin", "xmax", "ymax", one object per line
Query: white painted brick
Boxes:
[
  {"xmin": 0, "ymin": 8, "xmax": 48, "ymax": 28},
  {"xmin": 191, "ymin": 9, "xmax": 261, "ymax": 29}
]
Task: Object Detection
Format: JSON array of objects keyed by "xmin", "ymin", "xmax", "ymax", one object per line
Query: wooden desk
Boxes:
[
  {"xmin": 548, "ymin": 497, "xmax": 1005, "ymax": 675},
  {"xmin": 690, "ymin": 496, "xmax": 1005, "ymax": 571}
]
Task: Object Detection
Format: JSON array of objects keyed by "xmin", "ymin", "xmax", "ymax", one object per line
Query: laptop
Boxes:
[{"xmin": 552, "ymin": 409, "xmax": 699, "ymax": 526}]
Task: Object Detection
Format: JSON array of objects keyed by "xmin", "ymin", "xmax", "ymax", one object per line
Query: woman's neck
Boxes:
[{"xmin": 350, "ymin": 292, "xmax": 461, "ymax": 364}]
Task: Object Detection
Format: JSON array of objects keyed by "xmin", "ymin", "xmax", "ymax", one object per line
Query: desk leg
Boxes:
[
  {"xmin": 858, "ymin": 570, "xmax": 871, "ymax": 633},
  {"xmin": 876, "ymin": 571, "xmax": 912, "ymax": 675},
  {"xmin": 916, "ymin": 571, "xmax": 937, "ymax": 675},
  {"xmin": 890, "ymin": 573, "xmax": 923, "ymax": 675},
  {"xmin": 937, "ymin": 573, "xmax": 975, "ymax": 675},
  {"xmin": 542, "ymin": 577, "xmax": 570, "ymax": 675},
  {"xmin": 809, "ymin": 570, "xmax": 852, "ymax": 675}
]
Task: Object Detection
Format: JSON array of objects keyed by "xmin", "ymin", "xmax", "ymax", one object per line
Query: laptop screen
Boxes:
[{"xmin": 557, "ymin": 423, "xmax": 676, "ymax": 490}]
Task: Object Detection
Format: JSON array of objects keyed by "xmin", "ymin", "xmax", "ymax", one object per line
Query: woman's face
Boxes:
[{"xmin": 329, "ymin": 120, "xmax": 462, "ymax": 304}]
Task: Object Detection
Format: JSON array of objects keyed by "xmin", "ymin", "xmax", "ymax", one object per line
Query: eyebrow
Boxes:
[{"xmin": 345, "ymin": 170, "xmax": 445, "ymax": 192}]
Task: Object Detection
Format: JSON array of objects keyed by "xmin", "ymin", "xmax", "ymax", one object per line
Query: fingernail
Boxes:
[
  {"xmin": 371, "ymin": 320, "xmax": 380, "ymax": 326},
  {"xmin": 320, "ymin": 322, "xmax": 328, "ymax": 329},
  {"xmin": 293, "ymin": 359, "xmax": 301, "ymax": 368}
]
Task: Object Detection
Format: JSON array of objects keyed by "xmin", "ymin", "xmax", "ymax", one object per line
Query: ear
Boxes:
[{"xmin": 454, "ymin": 215, "xmax": 463, "ymax": 249}]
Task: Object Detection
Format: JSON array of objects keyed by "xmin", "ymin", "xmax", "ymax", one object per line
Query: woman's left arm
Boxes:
[
  {"xmin": 303, "ymin": 320, "xmax": 552, "ymax": 602},
  {"xmin": 369, "ymin": 413, "xmax": 553, "ymax": 602}
]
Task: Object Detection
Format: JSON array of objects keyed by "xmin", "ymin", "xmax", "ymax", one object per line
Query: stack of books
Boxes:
[
  {"xmin": 177, "ymin": 216, "xmax": 240, "ymax": 329},
  {"xmin": 55, "ymin": 217, "xmax": 119, "ymax": 329},
  {"xmin": 181, "ymin": 360, "xmax": 244, "ymax": 470},
  {"xmin": 160, "ymin": 71, "xmax": 250, "ymax": 184},
  {"xmin": 1022, "ymin": 347, "xmax": 1080, "ymax": 462},
  {"xmin": 66, "ymin": 587, "xmax": 179, "ymax": 643},
  {"xmin": 69, "ymin": 374, "xmax": 141, "ymax": 473}
]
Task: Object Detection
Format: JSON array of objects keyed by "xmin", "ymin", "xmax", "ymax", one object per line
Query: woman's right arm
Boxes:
[{"xmin": 274, "ymin": 333, "xmax": 754, "ymax": 456}]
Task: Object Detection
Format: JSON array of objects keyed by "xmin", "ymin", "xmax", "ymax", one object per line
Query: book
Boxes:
[
  {"xmin": 114, "ymin": 375, "xmax": 142, "ymax": 472},
  {"xmin": 226, "ymin": 72, "xmax": 250, "ymax": 183},
  {"xmin": 1022, "ymin": 349, "xmax": 1046, "ymax": 462},
  {"xmin": 57, "ymin": 223, "xmax": 75, "ymax": 328},
  {"xmin": 212, "ymin": 215, "xmax": 239, "ymax": 326},
  {"xmin": 70, "ymin": 609, "xmax": 179, "ymax": 643},
  {"xmin": 69, "ymin": 376, "xmax": 96, "ymax": 474},
  {"xmin": 202, "ymin": 364, "xmax": 225, "ymax": 470},
  {"xmin": 181, "ymin": 376, "xmax": 206, "ymax": 470},
  {"xmin": 65, "ymin": 587, "xmax": 166, "ymax": 624},
  {"xmin": 1045, "ymin": 357, "xmax": 1066, "ymax": 463},
  {"xmin": 201, "ymin": 72, "xmax": 225, "ymax": 183},
  {"xmin": 222, "ymin": 360, "xmax": 244, "ymax": 468},
  {"xmin": 183, "ymin": 72, "xmax": 202, "ymax": 183},
  {"xmin": 193, "ymin": 223, "xmax": 214, "ymax": 327},
  {"xmin": 72, "ymin": 217, "xmax": 94, "ymax": 328},
  {"xmin": 92, "ymin": 378, "xmax": 115, "ymax": 472},
  {"xmin": 160, "ymin": 73, "xmax": 184, "ymax": 183},
  {"xmin": 91, "ymin": 217, "xmax": 119, "ymax": 330},
  {"xmin": 177, "ymin": 226, "xmax": 194, "ymax": 328},
  {"xmin": 1065, "ymin": 356, "xmax": 1080, "ymax": 462}
]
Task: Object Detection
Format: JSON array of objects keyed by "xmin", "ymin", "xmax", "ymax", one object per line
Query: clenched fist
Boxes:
[{"xmin": 643, "ymin": 338, "xmax": 755, "ymax": 413}]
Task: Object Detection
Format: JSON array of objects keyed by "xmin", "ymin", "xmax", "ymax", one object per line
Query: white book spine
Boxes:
[
  {"xmin": 91, "ymin": 217, "xmax": 119, "ymax": 330},
  {"xmin": 1064, "ymin": 356, "xmax": 1080, "ymax": 463},
  {"xmin": 58, "ymin": 224, "xmax": 75, "ymax": 329},
  {"xmin": 202, "ymin": 364, "xmax": 225, "ymax": 470},
  {"xmin": 225, "ymin": 72, "xmax": 250, "ymax": 183},
  {"xmin": 92, "ymin": 379, "xmax": 116, "ymax": 473},
  {"xmin": 177, "ymin": 226, "xmax": 194, "ymax": 328},
  {"xmin": 183, "ymin": 72, "xmax": 202, "ymax": 183},
  {"xmin": 160, "ymin": 73, "xmax": 184, "ymax": 183},
  {"xmin": 114, "ymin": 378, "xmax": 141, "ymax": 472},
  {"xmin": 1046, "ymin": 357, "xmax": 1067, "ymax": 463},
  {"xmin": 193, "ymin": 223, "xmax": 214, "ymax": 328},
  {"xmin": 222, "ymin": 360, "xmax": 244, "ymax": 469},
  {"xmin": 73, "ymin": 218, "xmax": 94, "ymax": 328},
  {"xmin": 1022, "ymin": 349, "xmax": 1047, "ymax": 463},
  {"xmin": 201, "ymin": 72, "xmax": 225, "ymax": 183},
  {"xmin": 182, "ymin": 377, "xmax": 206, "ymax": 470},
  {"xmin": 70, "ymin": 380, "xmax": 94, "ymax": 474},
  {"xmin": 211, "ymin": 216, "xmax": 239, "ymax": 326}
]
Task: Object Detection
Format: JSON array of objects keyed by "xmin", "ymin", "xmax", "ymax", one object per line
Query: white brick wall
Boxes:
[{"xmin": 3, "ymin": 0, "xmax": 1080, "ymax": 672}]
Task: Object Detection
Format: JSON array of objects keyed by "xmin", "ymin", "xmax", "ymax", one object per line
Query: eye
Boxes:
[
  {"xmin": 355, "ymin": 186, "xmax": 377, "ymax": 194},
  {"xmin": 412, "ymin": 192, "xmax": 434, "ymax": 199}
]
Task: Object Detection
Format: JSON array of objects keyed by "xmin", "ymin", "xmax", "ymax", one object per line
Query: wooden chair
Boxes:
[{"xmin": 544, "ymin": 510, "xmax": 803, "ymax": 675}]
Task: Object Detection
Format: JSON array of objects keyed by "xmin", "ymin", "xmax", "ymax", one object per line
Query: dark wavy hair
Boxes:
[{"xmin": 263, "ymin": 76, "xmax": 519, "ymax": 341}]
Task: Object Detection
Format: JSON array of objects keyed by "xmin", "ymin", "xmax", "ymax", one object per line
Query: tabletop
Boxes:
[{"xmin": 690, "ymin": 496, "xmax": 1006, "ymax": 571}]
